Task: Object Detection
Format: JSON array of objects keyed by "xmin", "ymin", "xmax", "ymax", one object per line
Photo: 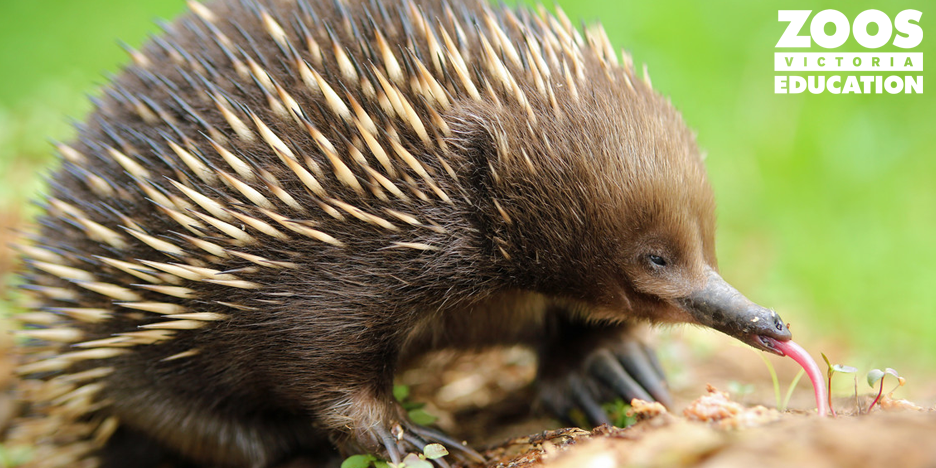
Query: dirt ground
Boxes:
[
  {"xmin": 474, "ymin": 410, "xmax": 936, "ymax": 468},
  {"xmin": 395, "ymin": 339, "xmax": 936, "ymax": 468}
]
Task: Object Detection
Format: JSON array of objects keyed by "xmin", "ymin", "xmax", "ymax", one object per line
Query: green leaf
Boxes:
[
  {"xmin": 423, "ymin": 443, "xmax": 449, "ymax": 460},
  {"xmin": 727, "ymin": 381, "xmax": 755, "ymax": 396},
  {"xmin": 822, "ymin": 352, "xmax": 834, "ymax": 380},
  {"xmin": 374, "ymin": 461, "xmax": 390, "ymax": 468},
  {"xmin": 393, "ymin": 384, "xmax": 410, "ymax": 402},
  {"xmin": 831, "ymin": 364, "xmax": 857, "ymax": 373},
  {"xmin": 781, "ymin": 368, "xmax": 806, "ymax": 412},
  {"xmin": 867, "ymin": 369, "xmax": 885, "ymax": 387},
  {"xmin": 408, "ymin": 408, "xmax": 438, "ymax": 426},
  {"xmin": 601, "ymin": 399, "xmax": 636, "ymax": 428},
  {"xmin": 341, "ymin": 454, "xmax": 377, "ymax": 468},
  {"xmin": 401, "ymin": 401, "xmax": 425, "ymax": 411},
  {"xmin": 756, "ymin": 351, "xmax": 781, "ymax": 409}
]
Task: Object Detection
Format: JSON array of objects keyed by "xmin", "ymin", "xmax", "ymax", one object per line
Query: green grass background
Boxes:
[{"xmin": 0, "ymin": 0, "xmax": 932, "ymax": 373}]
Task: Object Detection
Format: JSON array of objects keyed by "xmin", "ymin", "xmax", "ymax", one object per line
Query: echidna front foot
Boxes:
[
  {"xmin": 347, "ymin": 411, "xmax": 484, "ymax": 467},
  {"xmin": 333, "ymin": 387, "xmax": 483, "ymax": 467},
  {"xmin": 536, "ymin": 322, "xmax": 671, "ymax": 427}
]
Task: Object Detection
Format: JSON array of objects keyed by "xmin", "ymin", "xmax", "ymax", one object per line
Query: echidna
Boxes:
[{"xmin": 7, "ymin": 0, "xmax": 795, "ymax": 466}]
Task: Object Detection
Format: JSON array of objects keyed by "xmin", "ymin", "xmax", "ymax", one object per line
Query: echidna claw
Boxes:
[
  {"xmin": 374, "ymin": 424, "xmax": 402, "ymax": 464},
  {"xmin": 369, "ymin": 418, "xmax": 484, "ymax": 467},
  {"xmin": 409, "ymin": 424, "xmax": 485, "ymax": 464},
  {"xmin": 539, "ymin": 335, "xmax": 671, "ymax": 427}
]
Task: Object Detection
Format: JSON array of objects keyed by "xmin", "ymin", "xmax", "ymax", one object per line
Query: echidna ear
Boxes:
[
  {"xmin": 677, "ymin": 267, "xmax": 791, "ymax": 355},
  {"xmin": 444, "ymin": 106, "xmax": 511, "ymax": 187},
  {"xmin": 446, "ymin": 106, "xmax": 501, "ymax": 156}
]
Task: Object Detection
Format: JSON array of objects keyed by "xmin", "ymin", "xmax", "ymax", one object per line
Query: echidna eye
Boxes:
[{"xmin": 648, "ymin": 254, "xmax": 667, "ymax": 267}]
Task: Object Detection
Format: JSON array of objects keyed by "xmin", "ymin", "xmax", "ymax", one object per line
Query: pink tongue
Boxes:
[{"xmin": 763, "ymin": 338, "xmax": 830, "ymax": 417}]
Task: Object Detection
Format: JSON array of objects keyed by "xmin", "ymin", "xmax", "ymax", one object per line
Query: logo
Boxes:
[{"xmin": 774, "ymin": 10, "xmax": 923, "ymax": 94}]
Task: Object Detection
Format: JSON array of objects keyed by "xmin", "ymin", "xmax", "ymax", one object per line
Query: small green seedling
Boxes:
[
  {"xmin": 756, "ymin": 352, "xmax": 782, "ymax": 409},
  {"xmin": 780, "ymin": 369, "xmax": 805, "ymax": 412},
  {"xmin": 422, "ymin": 444, "xmax": 449, "ymax": 460},
  {"xmin": 393, "ymin": 384, "xmax": 410, "ymax": 402},
  {"xmin": 820, "ymin": 352, "xmax": 857, "ymax": 417},
  {"xmin": 867, "ymin": 368, "xmax": 905, "ymax": 412},
  {"xmin": 754, "ymin": 350, "xmax": 805, "ymax": 412},
  {"xmin": 601, "ymin": 399, "xmax": 637, "ymax": 428},
  {"xmin": 727, "ymin": 381, "xmax": 755, "ymax": 400},
  {"xmin": 341, "ymin": 454, "xmax": 385, "ymax": 468},
  {"xmin": 393, "ymin": 384, "xmax": 438, "ymax": 426}
]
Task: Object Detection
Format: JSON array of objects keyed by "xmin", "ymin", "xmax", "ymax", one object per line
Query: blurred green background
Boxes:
[{"xmin": 0, "ymin": 0, "xmax": 932, "ymax": 374}]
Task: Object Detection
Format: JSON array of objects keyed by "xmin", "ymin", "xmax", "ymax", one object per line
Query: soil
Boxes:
[
  {"xmin": 392, "ymin": 338, "xmax": 936, "ymax": 468},
  {"xmin": 474, "ymin": 410, "xmax": 936, "ymax": 468}
]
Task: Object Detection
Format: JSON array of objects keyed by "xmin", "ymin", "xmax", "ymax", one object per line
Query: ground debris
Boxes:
[
  {"xmin": 878, "ymin": 393, "xmax": 927, "ymax": 412},
  {"xmin": 628, "ymin": 398, "xmax": 667, "ymax": 421},
  {"xmin": 474, "ymin": 410, "xmax": 936, "ymax": 468},
  {"xmin": 683, "ymin": 384, "xmax": 780, "ymax": 429},
  {"xmin": 473, "ymin": 384, "xmax": 936, "ymax": 468}
]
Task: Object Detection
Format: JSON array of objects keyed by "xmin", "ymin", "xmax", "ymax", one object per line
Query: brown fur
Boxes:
[{"xmin": 10, "ymin": 0, "xmax": 719, "ymax": 466}]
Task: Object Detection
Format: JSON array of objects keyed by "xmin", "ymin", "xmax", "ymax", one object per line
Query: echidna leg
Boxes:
[
  {"xmin": 536, "ymin": 319, "xmax": 671, "ymax": 427},
  {"xmin": 333, "ymin": 388, "xmax": 484, "ymax": 466}
]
